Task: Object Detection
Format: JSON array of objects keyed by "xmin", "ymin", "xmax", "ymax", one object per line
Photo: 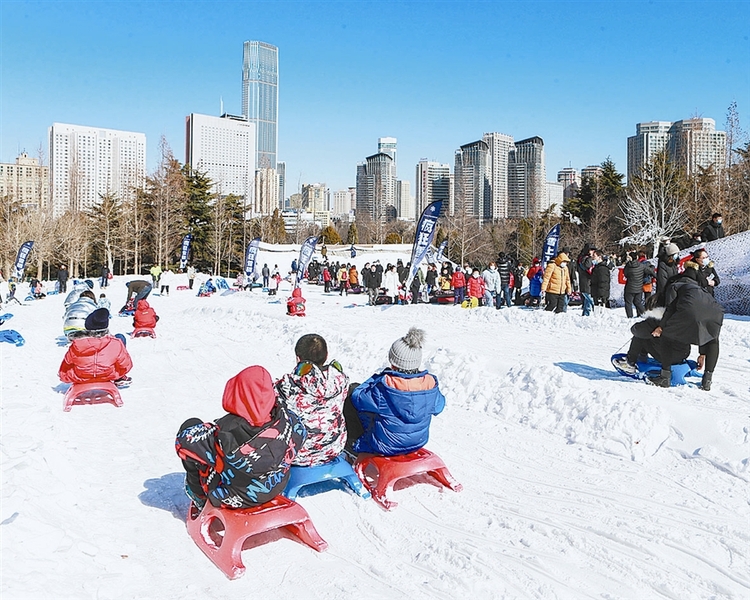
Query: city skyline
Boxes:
[{"xmin": 2, "ymin": 1, "xmax": 748, "ymax": 196}]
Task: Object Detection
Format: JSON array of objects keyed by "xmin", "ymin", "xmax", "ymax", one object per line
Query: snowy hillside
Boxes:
[{"xmin": 1, "ymin": 249, "xmax": 749, "ymax": 600}]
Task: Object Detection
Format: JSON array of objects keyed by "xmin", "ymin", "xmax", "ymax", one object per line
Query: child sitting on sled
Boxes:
[
  {"xmin": 175, "ymin": 365, "xmax": 306, "ymax": 510},
  {"xmin": 133, "ymin": 299, "xmax": 159, "ymax": 330},
  {"xmin": 287, "ymin": 287, "xmax": 306, "ymax": 316},
  {"xmin": 275, "ymin": 334, "xmax": 350, "ymax": 466},
  {"xmin": 344, "ymin": 327, "xmax": 445, "ymax": 456},
  {"xmin": 59, "ymin": 308, "xmax": 133, "ymax": 387}
]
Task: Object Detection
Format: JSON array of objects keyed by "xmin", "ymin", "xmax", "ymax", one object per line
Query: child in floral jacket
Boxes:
[{"xmin": 275, "ymin": 334, "xmax": 349, "ymax": 466}]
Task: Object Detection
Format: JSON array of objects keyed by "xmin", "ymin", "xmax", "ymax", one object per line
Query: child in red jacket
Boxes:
[
  {"xmin": 133, "ymin": 299, "xmax": 159, "ymax": 329},
  {"xmin": 59, "ymin": 308, "xmax": 133, "ymax": 386},
  {"xmin": 451, "ymin": 269, "xmax": 466, "ymax": 305}
]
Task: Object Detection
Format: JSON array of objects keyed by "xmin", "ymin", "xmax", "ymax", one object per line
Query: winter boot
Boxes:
[
  {"xmin": 701, "ymin": 371, "xmax": 713, "ymax": 391},
  {"xmin": 648, "ymin": 368, "xmax": 671, "ymax": 388}
]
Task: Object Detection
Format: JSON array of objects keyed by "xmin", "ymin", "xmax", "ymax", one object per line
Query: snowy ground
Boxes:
[{"xmin": 1, "ymin": 249, "xmax": 749, "ymax": 600}]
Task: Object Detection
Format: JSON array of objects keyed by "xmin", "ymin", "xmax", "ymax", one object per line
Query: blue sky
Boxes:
[{"xmin": 2, "ymin": 1, "xmax": 749, "ymax": 192}]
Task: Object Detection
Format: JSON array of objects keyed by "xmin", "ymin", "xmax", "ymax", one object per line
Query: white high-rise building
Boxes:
[
  {"xmin": 627, "ymin": 121, "xmax": 671, "ymax": 182},
  {"xmin": 415, "ymin": 160, "xmax": 451, "ymax": 217},
  {"xmin": 509, "ymin": 136, "xmax": 546, "ymax": 218},
  {"xmin": 396, "ymin": 180, "xmax": 414, "ymax": 220},
  {"xmin": 49, "ymin": 123, "xmax": 145, "ymax": 218},
  {"xmin": 254, "ymin": 167, "xmax": 278, "ymax": 215},
  {"xmin": 0, "ymin": 153, "xmax": 49, "ymax": 210},
  {"xmin": 544, "ymin": 181, "xmax": 564, "ymax": 214},
  {"xmin": 454, "ymin": 140, "xmax": 491, "ymax": 220},
  {"xmin": 378, "ymin": 137, "xmax": 397, "ymax": 172},
  {"xmin": 185, "ymin": 113, "xmax": 256, "ymax": 200},
  {"xmin": 627, "ymin": 118, "xmax": 726, "ymax": 182},
  {"xmin": 332, "ymin": 189, "xmax": 355, "ymax": 218},
  {"xmin": 482, "ymin": 132, "xmax": 515, "ymax": 220},
  {"xmin": 557, "ymin": 167, "xmax": 581, "ymax": 200},
  {"xmin": 356, "ymin": 152, "xmax": 396, "ymax": 222}
]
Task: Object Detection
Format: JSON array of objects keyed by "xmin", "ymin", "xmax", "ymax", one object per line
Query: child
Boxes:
[
  {"xmin": 287, "ymin": 287, "xmax": 306, "ymax": 316},
  {"xmin": 465, "ymin": 268, "xmax": 485, "ymax": 307},
  {"xmin": 133, "ymin": 299, "xmax": 159, "ymax": 329},
  {"xmin": 275, "ymin": 334, "xmax": 349, "ymax": 466},
  {"xmin": 63, "ymin": 290, "xmax": 98, "ymax": 339},
  {"xmin": 59, "ymin": 308, "xmax": 133, "ymax": 386},
  {"xmin": 345, "ymin": 327, "xmax": 445, "ymax": 456},
  {"xmin": 175, "ymin": 365, "xmax": 306, "ymax": 510},
  {"xmin": 98, "ymin": 293, "xmax": 111, "ymax": 310},
  {"xmin": 268, "ymin": 271, "xmax": 280, "ymax": 296}
]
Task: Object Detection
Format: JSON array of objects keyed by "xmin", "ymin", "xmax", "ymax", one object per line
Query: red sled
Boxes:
[
  {"xmin": 186, "ymin": 496, "xmax": 327, "ymax": 580},
  {"xmin": 131, "ymin": 327, "xmax": 156, "ymax": 338},
  {"xmin": 63, "ymin": 381, "xmax": 123, "ymax": 412},
  {"xmin": 354, "ymin": 448, "xmax": 462, "ymax": 510}
]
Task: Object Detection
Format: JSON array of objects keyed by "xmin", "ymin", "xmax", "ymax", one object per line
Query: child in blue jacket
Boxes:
[{"xmin": 346, "ymin": 327, "xmax": 445, "ymax": 456}]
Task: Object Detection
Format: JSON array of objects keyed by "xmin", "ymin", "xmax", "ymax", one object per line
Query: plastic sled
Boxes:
[
  {"xmin": 0, "ymin": 313, "xmax": 14, "ymax": 323},
  {"xmin": 283, "ymin": 455, "xmax": 370, "ymax": 501},
  {"xmin": 0, "ymin": 329, "xmax": 25, "ymax": 346},
  {"xmin": 24, "ymin": 295, "xmax": 35, "ymax": 302},
  {"xmin": 176, "ymin": 285, "xmax": 189, "ymax": 291},
  {"xmin": 461, "ymin": 297, "xmax": 479, "ymax": 309},
  {"xmin": 186, "ymin": 495, "xmax": 327, "ymax": 580},
  {"xmin": 63, "ymin": 381, "xmax": 123, "ymax": 412},
  {"xmin": 354, "ymin": 448, "xmax": 463, "ymax": 510},
  {"xmin": 131, "ymin": 327, "xmax": 156, "ymax": 338},
  {"xmin": 611, "ymin": 353, "xmax": 701, "ymax": 386}
]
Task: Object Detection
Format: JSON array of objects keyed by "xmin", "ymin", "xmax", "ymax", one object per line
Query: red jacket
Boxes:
[
  {"xmin": 466, "ymin": 275, "xmax": 486, "ymax": 298},
  {"xmin": 133, "ymin": 300, "xmax": 158, "ymax": 328},
  {"xmin": 59, "ymin": 336, "xmax": 133, "ymax": 383},
  {"xmin": 451, "ymin": 271, "xmax": 466, "ymax": 289}
]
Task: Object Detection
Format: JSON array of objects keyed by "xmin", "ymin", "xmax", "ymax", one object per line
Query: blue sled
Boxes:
[
  {"xmin": 611, "ymin": 353, "xmax": 701, "ymax": 386},
  {"xmin": 0, "ymin": 329, "xmax": 25, "ymax": 346},
  {"xmin": 283, "ymin": 454, "xmax": 370, "ymax": 501}
]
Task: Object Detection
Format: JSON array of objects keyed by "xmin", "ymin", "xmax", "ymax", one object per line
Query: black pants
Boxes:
[
  {"xmin": 624, "ymin": 291, "xmax": 645, "ymax": 318},
  {"xmin": 177, "ymin": 418, "xmax": 207, "ymax": 501},
  {"xmin": 627, "ymin": 336, "xmax": 690, "ymax": 369},
  {"xmin": 699, "ymin": 338, "xmax": 720, "ymax": 372},
  {"xmin": 343, "ymin": 384, "xmax": 365, "ymax": 453},
  {"xmin": 59, "ymin": 280, "xmax": 67, "ymax": 293},
  {"xmin": 545, "ymin": 293, "xmax": 565, "ymax": 313},
  {"xmin": 188, "ymin": 279, "xmax": 194, "ymax": 289}
]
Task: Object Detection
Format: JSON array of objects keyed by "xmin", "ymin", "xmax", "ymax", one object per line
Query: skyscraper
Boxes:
[
  {"xmin": 355, "ymin": 152, "xmax": 396, "ymax": 223},
  {"xmin": 509, "ymin": 136, "xmax": 546, "ymax": 218},
  {"xmin": 185, "ymin": 113, "xmax": 255, "ymax": 200},
  {"xmin": 454, "ymin": 140, "xmax": 491, "ymax": 220},
  {"xmin": 377, "ymin": 137, "xmax": 397, "ymax": 171},
  {"xmin": 48, "ymin": 122, "xmax": 145, "ymax": 218},
  {"xmin": 415, "ymin": 160, "xmax": 451, "ymax": 217},
  {"xmin": 557, "ymin": 167, "xmax": 581, "ymax": 200},
  {"xmin": 627, "ymin": 118, "xmax": 726, "ymax": 182},
  {"xmin": 242, "ymin": 41, "xmax": 278, "ymax": 170},
  {"xmin": 482, "ymin": 132, "xmax": 515, "ymax": 220},
  {"xmin": 0, "ymin": 153, "xmax": 49, "ymax": 211},
  {"xmin": 277, "ymin": 161, "xmax": 286, "ymax": 208}
]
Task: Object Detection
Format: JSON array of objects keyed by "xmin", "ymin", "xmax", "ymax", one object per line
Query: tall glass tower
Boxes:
[{"xmin": 242, "ymin": 41, "xmax": 278, "ymax": 170}]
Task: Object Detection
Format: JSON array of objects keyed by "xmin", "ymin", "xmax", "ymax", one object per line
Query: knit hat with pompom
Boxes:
[{"xmin": 389, "ymin": 327, "xmax": 425, "ymax": 372}]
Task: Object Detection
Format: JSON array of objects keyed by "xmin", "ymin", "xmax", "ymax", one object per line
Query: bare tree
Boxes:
[{"xmin": 620, "ymin": 150, "xmax": 688, "ymax": 256}]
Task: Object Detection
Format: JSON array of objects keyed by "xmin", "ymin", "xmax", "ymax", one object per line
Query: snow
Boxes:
[{"xmin": 2, "ymin": 248, "xmax": 749, "ymax": 600}]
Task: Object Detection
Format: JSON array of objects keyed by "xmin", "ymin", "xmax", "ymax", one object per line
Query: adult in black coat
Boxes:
[
  {"xmin": 364, "ymin": 264, "xmax": 382, "ymax": 306},
  {"xmin": 591, "ymin": 252, "xmax": 614, "ymax": 306},
  {"xmin": 496, "ymin": 252, "xmax": 514, "ymax": 308},
  {"xmin": 701, "ymin": 213, "xmax": 725, "ymax": 242},
  {"xmin": 100, "ymin": 265, "xmax": 110, "ymax": 289},
  {"xmin": 577, "ymin": 243, "xmax": 595, "ymax": 316},
  {"xmin": 57, "ymin": 265, "xmax": 69, "ymax": 294},
  {"xmin": 682, "ymin": 248, "xmax": 720, "ymax": 296},
  {"xmin": 623, "ymin": 253, "xmax": 655, "ymax": 318},
  {"xmin": 656, "ymin": 243, "xmax": 680, "ymax": 297}
]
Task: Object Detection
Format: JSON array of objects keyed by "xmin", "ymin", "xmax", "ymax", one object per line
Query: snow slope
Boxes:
[{"xmin": 2, "ymin": 250, "xmax": 749, "ymax": 600}]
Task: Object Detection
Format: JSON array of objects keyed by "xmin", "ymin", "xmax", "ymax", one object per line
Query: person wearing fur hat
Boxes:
[
  {"xmin": 59, "ymin": 308, "xmax": 133, "ymax": 386},
  {"xmin": 541, "ymin": 252, "xmax": 572, "ymax": 313},
  {"xmin": 175, "ymin": 365, "xmax": 306, "ymax": 511},
  {"xmin": 682, "ymin": 248, "xmax": 720, "ymax": 296},
  {"xmin": 344, "ymin": 327, "xmax": 445, "ymax": 456}
]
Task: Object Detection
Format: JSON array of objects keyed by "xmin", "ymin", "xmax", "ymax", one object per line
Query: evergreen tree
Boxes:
[
  {"xmin": 346, "ymin": 222, "xmax": 358, "ymax": 244},
  {"xmin": 183, "ymin": 165, "xmax": 214, "ymax": 269},
  {"xmin": 320, "ymin": 225, "xmax": 342, "ymax": 245}
]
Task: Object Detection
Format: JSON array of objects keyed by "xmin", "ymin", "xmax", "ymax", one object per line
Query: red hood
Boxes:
[
  {"xmin": 136, "ymin": 299, "xmax": 151, "ymax": 310},
  {"xmin": 221, "ymin": 365, "xmax": 276, "ymax": 426},
  {"xmin": 291, "ymin": 287, "xmax": 302, "ymax": 298}
]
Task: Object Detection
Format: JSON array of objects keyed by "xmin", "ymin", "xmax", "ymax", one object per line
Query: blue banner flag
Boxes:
[
  {"xmin": 405, "ymin": 201, "xmax": 443, "ymax": 289},
  {"xmin": 12, "ymin": 241, "xmax": 34, "ymax": 279},
  {"xmin": 244, "ymin": 238, "xmax": 261, "ymax": 278},
  {"xmin": 541, "ymin": 224, "xmax": 561, "ymax": 268},
  {"xmin": 179, "ymin": 234, "xmax": 192, "ymax": 270},
  {"xmin": 435, "ymin": 239, "xmax": 448, "ymax": 264},
  {"xmin": 296, "ymin": 236, "xmax": 319, "ymax": 285}
]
